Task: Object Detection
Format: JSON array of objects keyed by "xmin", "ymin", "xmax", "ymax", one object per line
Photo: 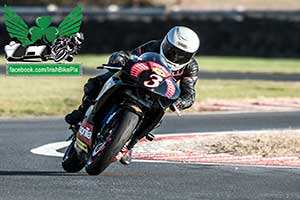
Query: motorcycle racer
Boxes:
[{"xmin": 65, "ymin": 26, "xmax": 200, "ymax": 165}]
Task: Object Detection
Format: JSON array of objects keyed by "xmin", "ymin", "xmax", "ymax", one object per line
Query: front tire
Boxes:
[
  {"xmin": 54, "ymin": 49, "xmax": 67, "ymax": 62},
  {"xmin": 66, "ymin": 56, "xmax": 73, "ymax": 62},
  {"xmin": 62, "ymin": 139, "xmax": 85, "ymax": 173},
  {"xmin": 85, "ymin": 110, "xmax": 139, "ymax": 175}
]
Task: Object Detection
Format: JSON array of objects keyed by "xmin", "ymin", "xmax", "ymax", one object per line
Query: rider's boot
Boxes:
[
  {"xmin": 119, "ymin": 138, "xmax": 137, "ymax": 165},
  {"xmin": 65, "ymin": 96, "xmax": 94, "ymax": 125},
  {"xmin": 119, "ymin": 149, "xmax": 133, "ymax": 165},
  {"xmin": 119, "ymin": 131, "xmax": 156, "ymax": 165}
]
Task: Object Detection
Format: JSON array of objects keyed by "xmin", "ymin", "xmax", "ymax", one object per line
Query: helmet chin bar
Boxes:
[
  {"xmin": 166, "ymin": 59, "xmax": 186, "ymax": 71},
  {"xmin": 160, "ymin": 44, "xmax": 189, "ymax": 71}
]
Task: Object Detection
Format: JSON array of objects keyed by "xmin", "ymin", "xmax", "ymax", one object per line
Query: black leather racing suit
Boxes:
[{"xmin": 82, "ymin": 40, "xmax": 199, "ymax": 148}]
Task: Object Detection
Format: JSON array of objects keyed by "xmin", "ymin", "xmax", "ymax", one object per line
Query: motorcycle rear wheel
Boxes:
[{"xmin": 85, "ymin": 110, "xmax": 139, "ymax": 175}]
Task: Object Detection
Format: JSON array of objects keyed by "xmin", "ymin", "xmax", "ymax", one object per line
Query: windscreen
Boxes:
[{"xmin": 139, "ymin": 52, "xmax": 172, "ymax": 74}]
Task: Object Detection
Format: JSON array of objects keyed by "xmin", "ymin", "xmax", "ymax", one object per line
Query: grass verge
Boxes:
[
  {"xmin": 196, "ymin": 80, "xmax": 300, "ymax": 101},
  {"xmin": 198, "ymin": 56, "xmax": 300, "ymax": 74},
  {"xmin": 0, "ymin": 78, "xmax": 299, "ymax": 117},
  {"xmin": 0, "ymin": 77, "xmax": 88, "ymax": 117}
]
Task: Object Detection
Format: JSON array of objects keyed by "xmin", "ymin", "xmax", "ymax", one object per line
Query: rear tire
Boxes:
[
  {"xmin": 85, "ymin": 110, "xmax": 139, "ymax": 175},
  {"xmin": 62, "ymin": 139, "xmax": 85, "ymax": 173}
]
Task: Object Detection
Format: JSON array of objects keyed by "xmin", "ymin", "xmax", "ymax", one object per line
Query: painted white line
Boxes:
[
  {"xmin": 30, "ymin": 129, "xmax": 300, "ymax": 169},
  {"xmin": 31, "ymin": 141, "xmax": 71, "ymax": 157},
  {"xmin": 154, "ymin": 129, "xmax": 300, "ymax": 137},
  {"xmin": 133, "ymin": 159, "xmax": 300, "ymax": 169},
  {"xmin": 30, "ymin": 129, "xmax": 300, "ymax": 157}
]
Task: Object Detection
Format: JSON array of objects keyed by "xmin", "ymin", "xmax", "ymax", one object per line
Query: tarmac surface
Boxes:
[{"xmin": 0, "ymin": 111, "xmax": 300, "ymax": 200}]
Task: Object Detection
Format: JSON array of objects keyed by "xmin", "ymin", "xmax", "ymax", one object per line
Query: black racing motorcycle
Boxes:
[{"xmin": 62, "ymin": 52, "xmax": 181, "ymax": 175}]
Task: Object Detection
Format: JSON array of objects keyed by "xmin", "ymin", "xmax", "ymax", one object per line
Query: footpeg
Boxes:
[{"xmin": 145, "ymin": 133, "xmax": 155, "ymax": 141}]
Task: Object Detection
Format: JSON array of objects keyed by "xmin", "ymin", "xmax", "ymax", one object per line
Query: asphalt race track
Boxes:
[{"xmin": 0, "ymin": 111, "xmax": 300, "ymax": 200}]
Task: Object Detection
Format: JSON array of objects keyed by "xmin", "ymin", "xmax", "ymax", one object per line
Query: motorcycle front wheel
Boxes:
[
  {"xmin": 62, "ymin": 138, "xmax": 85, "ymax": 173},
  {"xmin": 54, "ymin": 49, "xmax": 67, "ymax": 62},
  {"xmin": 85, "ymin": 109, "xmax": 139, "ymax": 175}
]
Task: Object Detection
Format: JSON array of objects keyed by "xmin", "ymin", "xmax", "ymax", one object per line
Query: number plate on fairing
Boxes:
[
  {"xmin": 77, "ymin": 121, "xmax": 94, "ymax": 147},
  {"xmin": 79, "ymin": 126, "xmax": 92, "ymax": 140}
]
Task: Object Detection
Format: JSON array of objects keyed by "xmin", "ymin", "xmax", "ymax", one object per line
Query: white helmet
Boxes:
[
  {"xmin": 160, "ymin": 26, "xmax": 200, "ymax": 71},
  {"xmin": 74, "ymin": 32, "xmax": 84, "ymax": 45}
]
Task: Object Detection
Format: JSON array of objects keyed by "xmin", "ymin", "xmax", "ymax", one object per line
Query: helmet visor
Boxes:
[{"xmin": 162, "ymin": 38, "xmax": 194, "ymax": 65}]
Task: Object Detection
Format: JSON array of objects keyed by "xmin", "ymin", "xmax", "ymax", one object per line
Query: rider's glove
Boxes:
[{"xmin": 108, "ymin": 51, "xmax": 130, "ymax": 67}]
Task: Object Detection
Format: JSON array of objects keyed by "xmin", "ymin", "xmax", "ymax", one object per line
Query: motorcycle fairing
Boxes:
[
  {"xmin": 95, "ymin": 76, "xmax": 120, "ymax": 102},
  {"xmin": 77, "ymin": 121, "xmax": 94, "ymax": 146},
  {"xmin": 125, "ymin": 61, "xmax": 180, "ymax": 100}
]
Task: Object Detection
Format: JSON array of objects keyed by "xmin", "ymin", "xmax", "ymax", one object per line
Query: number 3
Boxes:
[{"xmin": 144, "ymin": 74, "xmax": 163, "ymax": 88}]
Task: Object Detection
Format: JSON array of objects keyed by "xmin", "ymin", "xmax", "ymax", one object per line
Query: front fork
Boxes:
[{"xmin": 126, "ymin": 108, "xmax": 164, "ymax": 150}]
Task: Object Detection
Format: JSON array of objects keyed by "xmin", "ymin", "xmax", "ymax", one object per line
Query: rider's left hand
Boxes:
[{"xmin": 108, "ymin": 51, "xmax": 129, "ymax": 67}]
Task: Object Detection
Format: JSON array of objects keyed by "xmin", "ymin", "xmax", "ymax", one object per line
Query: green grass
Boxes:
[
  {"xmin": 196, "ymin": 80, "xmax": 300, "ymax": 101},
  {"xmin": 0, "ymin": 56, "xmax": 6, "ymax": 66},
  {"xmin": 73, "ymin": 54, "xmax": 108, "ymax": 68},
  {"xmin": 0, "ymin": 77, "xmax": 299, "ymax": 117},
  {"xmin": 0, "ymin": 77, "xmax": 88, "ymax": 117},
  {"xmin": 198, "ymin": 56, "xmax": 300, "ymax": 74},
  {"xmin": 2, "ymin": 55, "xmax": 300, "ymax": 73}
]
